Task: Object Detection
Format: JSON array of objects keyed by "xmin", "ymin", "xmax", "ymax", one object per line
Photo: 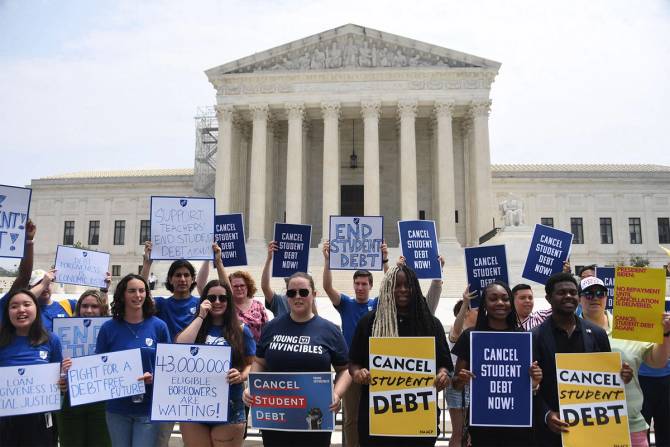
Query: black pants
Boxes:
[
  {"xmin": 469, "ymin": 426, "xmax": 535, "ymax": 447},
  {"xmin": 0, "ymin": 413, "xmax": 58, "ymax": 447},
  {"xmin": 261, "ymin": 429, "xmax": 331, "ymax": 447},
  {"xmin": 640, "ymin": 374, "xmax": 670, "ymax": 447}
]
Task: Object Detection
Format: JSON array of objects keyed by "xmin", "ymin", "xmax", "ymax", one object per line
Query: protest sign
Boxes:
[
  {"xmin": 249, "ymin": 372, "xmax": 334, "ymax": 431},
  {"xmin": 214, "ymin": 214, "xmax": 247, "ymax": 266},
  {"xmin": 329, "ymin": 216, "xmax": 384, "ymax": 271},
  {"xmin": 469, "ymin": 331, "xmax": 532, "ymax": 427},
  {"xmin": 67, "ymin": 348, "xmax": 145, "ymax": 406},
  {"xmin": 54, "ymin": 245, "xmax": 110, "ymax": 288},
  {"xmin": 54, "ymin": 317, "xmax": 111, "ymax": 358},
  {"xmin": 0, "ymin": 184, "xmax": 31, "ymax": 259},
  {"xmin": 397, "ymin": 220, "xmax": 441, "ymax": 279},
  {"xmin": 150, "ymin": 196, "xmax": 215, "ymax": 260},
  {"xmin": 0, "ymin": 363, "xmax": 61, "ymax": 416},
  {"xmin": 522, "ymin": 224, "xmax": 573, "ymax": 284},
  {"xmin": 369, "ymin": 337, "xmax": 437, "ymax": 437},
  {"xmin": 596, "ymin": 267, "xmax": 616, "ymax": 311},
  {"xmin": 612, "ymin": 267, "xmax": 666, "ymax": 343},
  {"xmin": 151, "ymin": 343, "xmax": 231, "ymax": 422},
  {"xmin": 464, "ymin": 245, "xmax": 509, "ymax": 306},
  {"xmin": 556, "ymin": 352, "xmax": 630, "ymax": 447},
  {"xmin": 272, "ymin": 223, "xmax": 311, "ymax": 277}
]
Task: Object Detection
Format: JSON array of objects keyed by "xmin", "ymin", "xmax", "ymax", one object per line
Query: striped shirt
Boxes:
[{"xmin": 520, "ymin": 308, "xmax": 552, "ymax": 331}]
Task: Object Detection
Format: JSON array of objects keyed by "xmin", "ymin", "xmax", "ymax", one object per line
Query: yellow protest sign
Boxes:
[
  {"xmin": 556, "ymin": 352, "xmax": 630, "ymax": 447},
  {"xmin": 612, "ymin": 266, "xmax": 666, "ymax": 343},
  {"xmin": 369, "ymin": 337, "xmax": 436, "ymax": 437}
]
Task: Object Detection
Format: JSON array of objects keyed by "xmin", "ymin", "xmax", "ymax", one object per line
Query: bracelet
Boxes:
[
  {"xmin": 25, "ymin": 240, "xmax": 34, "ymax": 245},
  {"xmin": 381, "ymin": 259, "xmax": 389, "ymax": 264},
  {"xmin": 197, "ymin": 315, "xmax": 205, "ymax": 320},
  {"xmin": 99, "ymin": 288, "xmax": 108, "ymax": 293}
]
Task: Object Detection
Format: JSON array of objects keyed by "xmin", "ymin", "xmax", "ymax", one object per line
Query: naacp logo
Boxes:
[
  {"xmin": 83, "ymin": 319, "xmax": 92, "ymax": 327},
  {"xmin": 145, "ymin": 338, "xmax": 154, "ymax": 347},
  {"xmin": 18, "ymin": 368, "xmax": 25, "ymax": 376},
  {"xmin": 179, "ymin": 199, "xmax": 188, "ymax": 207},
  {"xmin": 299, "ymin": 336, "xmax": 310, "ymax": 345},
  {"xmin": 101, "ymin": 355, "xmax": 108, "ymax": 363},
  {"xmin": 39, "ymin": 351, "xmax": 48, "ymax": 360},
  {"xmin": 190, "ymin": 347, "xmax": 199, "ymax": 356}
]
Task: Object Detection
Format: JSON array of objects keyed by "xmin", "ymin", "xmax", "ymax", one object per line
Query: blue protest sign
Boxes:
[
  {"xmin": 272, "ymin": 223, "xmax": 312, "ymax": 277},
  {"xmin": 464, "ymin": 245, "xmax": 509, "ymax": 306},
  {"xmin": 329, "ymin": 216, "xmax": 384, "ymax": 271},
  {"xmin": 54, "ymin": 317, "xmax": 112, "ymax": 358},
  {"xmin": 469, "ymin": 331, "xmax": 532, "ymax": 427},
  {"xmin": 398, "ymin": 220, "xmax": 441, "ymax": 279},
  {"xmin": 214, "ymin": 214, "xmax": 247, "ymax": 267},
  {"xmin": 250, "ymin": 372, "xmax": 334, "ymax": 432},
  {"xmin": 522, "ymin": 224, "xmax": 573, "ymax": 285},
  {"xmin": 0, "ymin": 363, "xmax": 61, "ymax": 416},
  {"xmin": 596, "ymin": 267, "xmax": 616, "ymax": 311},
  {"xmin": 54, "ymin": 245, "xmax": 110, "ymax": 288},
  {"xmin": 0, "ymin": 184, "xmax": 32, "ymax": 259},
  {"xmin": 151, "ymin": 343, "xmax": 232, "ymax": 422},
  {"xmin": 150, "ymin": 196, "xmax": 215, "ymax": 260}
]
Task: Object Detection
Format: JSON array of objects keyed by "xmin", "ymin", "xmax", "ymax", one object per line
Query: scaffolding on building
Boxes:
[{"xmin": 193, "ymin": 106, "xmax": 218, "ymax": 196}]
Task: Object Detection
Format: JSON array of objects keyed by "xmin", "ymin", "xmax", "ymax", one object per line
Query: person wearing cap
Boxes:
[
  {"xmin": 580, "ymin": 276, "xmax": 670, "ymax": 447},
  {"xmin": 29, "ymin": 269, "xmax": 77, "ymax": 331}
]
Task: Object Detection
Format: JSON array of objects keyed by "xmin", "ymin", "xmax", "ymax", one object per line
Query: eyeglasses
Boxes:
[
  {"xmin": 286, "ymin": 288, "xmax": 310, "ymax": 298},
  {"xmin": 206, "ymin": 295, "xmax": 227, "ymax": 303},
  {"xmin": 581, "ymin": 289, "xmax": 607, "ymax": 300}
]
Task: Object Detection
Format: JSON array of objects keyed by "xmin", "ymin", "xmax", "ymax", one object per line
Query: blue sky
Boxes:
[{"xmin": 1, "ymin": 0, "xmax": 669, "ymax": 188}]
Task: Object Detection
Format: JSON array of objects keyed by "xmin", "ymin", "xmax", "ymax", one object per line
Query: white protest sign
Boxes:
[
  {"xmin": 54, "ymin": 245, "xmax": 110, "ymax": 288},
  {"xmin": 0, "ymin": 363, "xmax": 61, "ymax": 416},
  {"xmin": 329, "ymin": 216, "xmax": 384, "ymax": 271},
  {"xmin": 67, "ymin": 348, "xmax": 145, "ymax": 406},
  {"xmin": 53, "ymin": 317, "xmax": 112, "ymax": 358},
  {"xmin": 151, "ymin": 343, "xmax": 232, "ymax": 422},
  {"xmin": 150, "ymin": 196, "xmax": 215, "ymax": 260},
  {"xmin": 0, "ymin": 184, "xmax": 32, "ymax": 259}
]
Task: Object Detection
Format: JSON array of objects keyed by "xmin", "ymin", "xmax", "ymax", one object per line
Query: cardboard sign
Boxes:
[
  {"xmin": 522, "ymin": 224, "xmax": 573, "ymax": 284},
  {"xmin": 398, "ymin": 220, "xmax": 441, "ymax": 279},
  {"xmin": 469, "ymin": 331, "xmax": 532, "ymax": 427},
  {"xmin": 249, "ymin": 372, "xmax": 335, "ymax": 431},
  {"xmin": 53, "ymin": 317, "xmax": 112, "ymax": 358},
  {"xmin": 151, "ymin": 343, "xmax": 231, "ymax": 422},
  {"xmin": 150, "ymin": 196, "xmax": 215, "ymax": 260},
  {"xmin": 0, "ymin": 184, "xmax": 32, "ymax": 259},
  {"xmin": 329, "ymin": 216, "xmax": 384, "ymax": 271},
  {"xmin": 272, "ymin": 223, "xmax": 312, "ymax": 277},
  {"xmin": 369, "ymin": 337, "xmax": 437, "ymax": 437},
  {"xmin": 556, "ymin": 352, "xmax": 630, "ymax": 447},
  {"xmin": 214, "ymin": 214, "xmax": 247, "ymax": 267},
  {"xmin": 612, "ymin": 267, "xmax": 666, "ymax": 343},
  {"xmin": 464, "ymin": 245, "xmax": 509, "ymax": 307},
  {"xmin": 67, "ymin": 348, "xmax": 145, "ymax": 406},
  {"xmin": 596, "ymin": 267, "xmax": 616, "ymax": 311},
  {"xmin": 54, "ymin": 245, "xmax": 110, "ymax": 288},
  {"xmin": 0, "ymin": 363, "xmax": 61, "ymax": 416}
]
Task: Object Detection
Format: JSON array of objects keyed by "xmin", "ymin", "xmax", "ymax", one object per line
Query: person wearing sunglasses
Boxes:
[
  {"xmin": 176, "ymin": 279, "xmax": 255, "ymax": 447},
  {"xmin": 580, "ymin": 276, "xmax": 670, "ymax": 447}
]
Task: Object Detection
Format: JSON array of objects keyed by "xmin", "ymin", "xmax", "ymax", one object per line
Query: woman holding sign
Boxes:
[
  {"xmin": 0, "ymin": 289, "xmax": 67, "ymax": 447},
  {"xmin": 176, "ymin": 279, "xmax": 256, "ymax": 447}
]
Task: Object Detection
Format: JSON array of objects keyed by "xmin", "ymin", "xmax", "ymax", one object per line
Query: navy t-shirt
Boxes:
[
  {"xmin": 154, "ymin": 295, "xmax": 199, "ymax": 339},
  {"xmin": 205, "ymin": 324, "xmax": 256, "ymax": 357},
  {"xmin": 266, "ymin": 293, "xmax": 290, "ymax": 318},
  {"xmin": 336, "ymin": 293, "xmax": 378, "ymax": 350},
  {"xmin": 0, "ymin": 333, "xmax": 63, "ymax": 366},
  {"xmin": 96, "ymin": 316, "xmax": 171, "ymax": 416},
  {"xmin": 256, "ymin": 314, "xmax": 348, "ymax": 372}
]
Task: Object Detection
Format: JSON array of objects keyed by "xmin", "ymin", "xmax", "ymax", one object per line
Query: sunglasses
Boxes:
[
  {"xmin": 206, "ymin": 295, "xmax": 227, "ymax": 303},
  {"xmin": 286, "ymin": 288, "xmax": 311, "ymax": 298},
  {"xmin": 581, "ymin": 289, "xmax": 607, "ymax": 300}
]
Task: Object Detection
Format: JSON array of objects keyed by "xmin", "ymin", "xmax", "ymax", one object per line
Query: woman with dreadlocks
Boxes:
[
  {"xmin": 451, "ymin": 281, "xmax": 542, "ymax": 446},
  {"xmin": 349, "ymin": 264, "xmax": 452, "ymax": 447}
]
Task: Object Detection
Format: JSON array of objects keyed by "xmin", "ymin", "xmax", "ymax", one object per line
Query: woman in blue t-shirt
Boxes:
[
  {"xmin": 96, "ymin": 274, "xmax": 171, "ymax": 447},
  {"xmin": 0, "ymin": 289, "xmax": 66, "ymax": 447},
  {"xmin": 176, "ymin": 279, "xmax": 256, "ymax": 447}
]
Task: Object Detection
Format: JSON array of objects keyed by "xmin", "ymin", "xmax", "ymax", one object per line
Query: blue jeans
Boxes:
[{"xmin": 105, "ymin": 412, "xmax": 159, "ymax": 447}]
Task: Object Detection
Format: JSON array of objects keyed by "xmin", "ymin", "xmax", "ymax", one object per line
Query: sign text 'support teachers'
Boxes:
[
  {"xmin": 398, "ymin": 220, "xmax": 441, "ymax": 280},
  {"xmin": 0, "ymin": 363, "xmax": 61, "ymax": 417},
  {"xmin": 0, "ymin": 184, "xmax": 32, "ymax": 259},
  {"xmin": 329, "ymin": 216, "xmax": 384, "ymax": 271},
  {"xmin": 54, "ymin": 245, "xmax": 110, "ymax": 288},
  {"xmin": 54, "ymin": 317, "xmax": 112, "ymax": 358}
]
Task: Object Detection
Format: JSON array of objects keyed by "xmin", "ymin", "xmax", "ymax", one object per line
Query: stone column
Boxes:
[
  {"xmin": 321, "ymin": 101, "xmax": 341, "ymax": 236},
  {"xmin": 214, "ymin": 105, "xmax": 234, "ymax": 214},
  {"xmin": 434, "ymin": 101, "xmax": 457, "ymax": 241},
  {"xmin": 470, "ymin": 100, "xmax": 494, "ymax": 242},
  {"xmin": 248, "ymin": 103, "xmax": 269, "ymax": 243},
  {"xmin": 361, "ymin": 100, "xmax": 381, "ymax": 216},
  {"xmin": 285, "ymin": 103, "xmax": 305, "ymax": 223},
  {"xmin": 462, "ymin": 118, "xmax": 474, "ymax": 245},
  {"xmin": 301, "ymin": 121, "xmax": 311, "ymax": 228},
  {"xmin": 398, "ymin": 100, "xmax": 418, "ymax": 220}
]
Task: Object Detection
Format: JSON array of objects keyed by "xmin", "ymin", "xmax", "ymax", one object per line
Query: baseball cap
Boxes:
[{"xmin": 579, "ymin": 276, "xmax": 607, "ymax": 293}]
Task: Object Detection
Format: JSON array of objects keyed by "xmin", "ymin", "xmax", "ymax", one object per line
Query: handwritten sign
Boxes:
[
  {"xmin": 54, "ymin": 245, "xmax": 110, "ymax": 288},
  {"xmin": 596, "ymin": 267, "xmax": 615, "ymax": 311},
  {"xmin": 369, "ymin": 337, "xmax": 437, "ymax": 437},
  {"xmin": 67, "ymin": 348, "xmax": 145, "ymax": 406},
  {"xmin": 522, "ymin": 224, "xmax": 573, "ymax": 284},
  {"xmin": 0, "ymin": 184, "xmax": 32, "ymax": 259},
  {"xmin": 53, "ymin": 317, "xmax": 111, "ymax": 358},
  {"xmin": 0, "ymin": 363, "xmax": 61, "ymax": 416},
  {"xmin": 398, "ymin": 220, "xmax": 441, "ymax": 279},
  {"xmin": 556, "ymin": 352, "xmax": 630, "ymax": 447},
  {"xmin": 329, "ymin": 216, "xmax": 384, "ymax": 271},
  {"xmin": 150, "ymin": 196, "xmax": 215, "ymax": 260},
  {"xmin": 469, "ymin": 331, "xmax": 532, "ymax": 427},
  {"xmin": 151, "ymin": 343, "xmax": 231, "ymax": 422},
  {"xmin": 214, "ymin": 214, "xmax": 247, "ymax": 267},
  {"xmin": 612, "ymin": 267, "xmax": 666, "ymax": 343},
  {"xmin": 272, "ymin": 223, "xmax": 311, "ymax": 277},
  {"xmin": 249, "ymin": 372, "xmax": 334, "ymax": 431},
  {"xmin": 464, "ymin": 245, "xmax": 509, "ymax": 307}
]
